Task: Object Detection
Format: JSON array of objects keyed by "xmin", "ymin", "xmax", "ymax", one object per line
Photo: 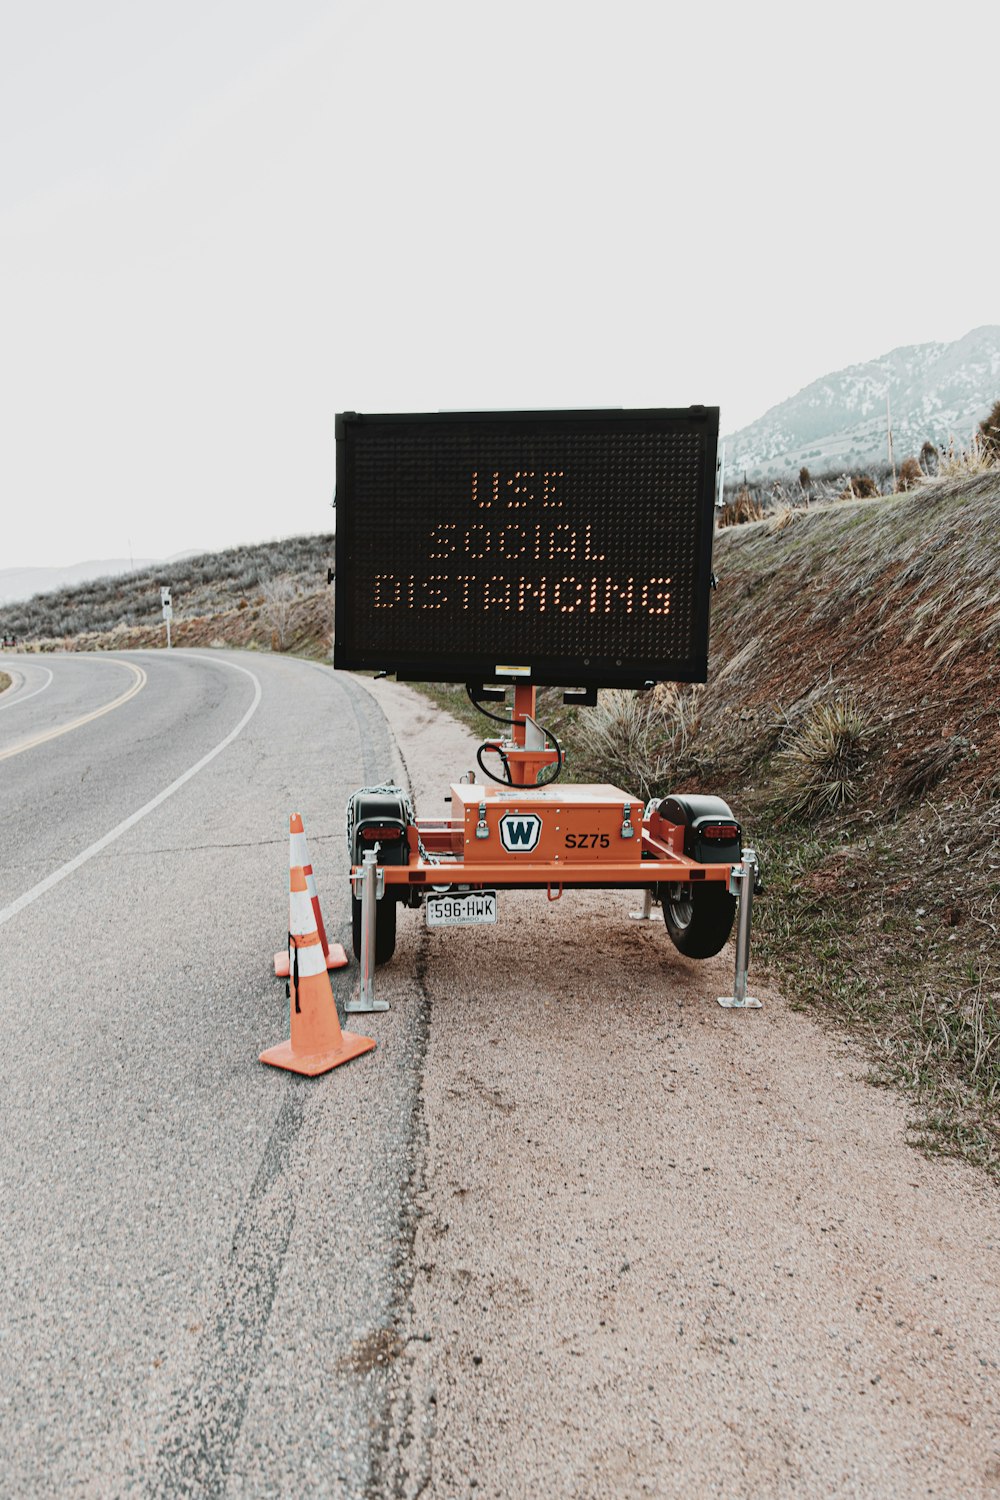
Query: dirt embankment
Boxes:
[{"xmin": 357, "ymin": 675, "xmax": 1000, "ymax": 1500}]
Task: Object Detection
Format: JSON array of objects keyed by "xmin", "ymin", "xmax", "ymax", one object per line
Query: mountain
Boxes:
[
  {"xmin": 0, "ymin": 553, "xmax": 196, "ymax": 608},
  {"xmin": 723, "ymin": 326, "xmax": 1000, "ymax": 482}
]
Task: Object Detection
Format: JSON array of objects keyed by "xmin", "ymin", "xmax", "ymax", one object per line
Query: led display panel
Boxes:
[{"xmin": 333, "ymin": 407, "xmax": 719, "ymax": 688}]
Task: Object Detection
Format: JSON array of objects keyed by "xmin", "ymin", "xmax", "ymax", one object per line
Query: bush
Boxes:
[
  {"xmin": 261, "ymin": 576, "xmax": 297, "ymax": 650},
  {"xmin": 897, "ymin": 457, "xmax": 923, "ymax": 491},
  {"xmin": 978, "ymin": 399, "xmax": 1000, "ymax": 464},
  {"xmin": 775, "ymin": 694, "xmax": 876, "ymax": 818},
  {"xmin": 719, "ymin": 488, "xmax": 765, "ymax": 527}
]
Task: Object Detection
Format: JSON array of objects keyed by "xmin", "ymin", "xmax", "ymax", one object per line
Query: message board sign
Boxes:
[{"xmin": 333, "ymin": 407, "xmax": 719, "ymax": 688}]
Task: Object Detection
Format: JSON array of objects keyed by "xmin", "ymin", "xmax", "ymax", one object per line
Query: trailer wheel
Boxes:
[
  {"xmin": 352, "ymin": 892, "xmax": 397, "ymax": 966},
  {"xmin": 661, "ymin": 882, "xmax": 735, "ymax": 959}
]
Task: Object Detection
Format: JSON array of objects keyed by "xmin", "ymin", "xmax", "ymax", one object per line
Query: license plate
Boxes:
[{"xmin": 425, "ymin": 890, "xmax": 498, "ymax": 927}]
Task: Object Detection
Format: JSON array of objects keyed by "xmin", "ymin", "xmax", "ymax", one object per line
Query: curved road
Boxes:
[{"xmin": 0, "ymin": 649, "xmax": 423, "ymax": 1497}]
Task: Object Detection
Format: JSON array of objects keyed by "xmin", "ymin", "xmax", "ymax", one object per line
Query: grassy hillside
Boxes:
[
  {"xmin": 4, "ymin": 478, "xmax": 997, "ymax": 1170},
  {"xmin": 0, "ymin": 534, "xmax": 335, "ymax": 656},
  {"xmin": 700, "ymin": 471, "xmax": 1000, "ymax": 1172}
]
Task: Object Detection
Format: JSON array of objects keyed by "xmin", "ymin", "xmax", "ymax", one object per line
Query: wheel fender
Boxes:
[
  {"xmin": 347, "ymin": 789, "xmax": 411, "ymax": 872},
  {"xmin": 653, "ymin": 793, "xmax": 742, "ymax": 865}
]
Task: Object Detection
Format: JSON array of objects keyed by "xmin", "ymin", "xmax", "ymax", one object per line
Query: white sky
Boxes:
[{"xmin": 1, "ymin": 0, "xmax": 996, "ymax": 569}]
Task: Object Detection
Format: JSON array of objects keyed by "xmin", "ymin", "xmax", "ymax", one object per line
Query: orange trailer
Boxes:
[{"xmin": 334, "ymin": 408, "xmax": 761, "ymax": 1012}]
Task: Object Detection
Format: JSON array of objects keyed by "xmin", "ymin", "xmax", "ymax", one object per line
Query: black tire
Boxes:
[
  {"xmin": 352, "ymin": 892, "xmax": 397, "ymax": 966},
  {"xmin": 661, "ymin": 882, "xmax": 736, "ymax": 959}
]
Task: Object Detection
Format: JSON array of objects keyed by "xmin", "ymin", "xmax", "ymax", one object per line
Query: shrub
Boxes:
[
  {"xmin": 719, "ymin": 488, "xmax": 765, "ymax": 527},
  {"xmin": 978, "ymin": 399, "xmax": 1000, "ymax": 464},
  {"xmin": 897, "ymin": 456, "xmax": 923, "ymax": 491},
  {"xmin": 798, "ymin": 466, "xmax": 811, "ymax": 492},
  {"xmin": 775, "ymin": 694, "xmax": 876, "ymax": 818},
  {"xmin": 261, "ymin": 576, "xmax": 296, "ymax": 650}
]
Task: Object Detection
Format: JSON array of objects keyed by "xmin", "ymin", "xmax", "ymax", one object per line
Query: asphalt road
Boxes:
[{"xmin": 0, "ymin": 649, "xmax": 426, "ymax": 1497}]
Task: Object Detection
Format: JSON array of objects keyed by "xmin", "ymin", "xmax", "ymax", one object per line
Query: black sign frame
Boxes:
[{"xmin": 333, "ymin": 407, "xmax": 719, "ymax": 689}]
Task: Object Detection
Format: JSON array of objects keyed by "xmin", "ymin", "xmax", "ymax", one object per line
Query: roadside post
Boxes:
[{"xmin": 160, "ymin": 587, "xmax": 173, "ymax": 649}]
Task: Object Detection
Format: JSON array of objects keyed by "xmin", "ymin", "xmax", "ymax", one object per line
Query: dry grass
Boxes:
[
  {"xmin": 837, "ymin": 474, "xmax": 880, "ymax": 500},
  {"xmin": 938, "ymin": 432, "xmax": 998, "ymax": 477},
  {"xmin": 573, "ymin": 684, "xmax": 703, "ymax": 802},
  {"xmin": 0, "ymin": 671, "xmax": 11, "ymax": 695},
  {"xmin": 888, "ymin": 734, "xmax": 971, "ymax": 807},
  {"xmin": 718, "ymin": 489, "xmax": 765, "ymax": 527},
  {"xmin": 766, "ymin": 504, "xmax": 806, "ymax": 534},
  {"xmin": 717, "ymin": 471, "xmax": 1000, "ymax": 655}
]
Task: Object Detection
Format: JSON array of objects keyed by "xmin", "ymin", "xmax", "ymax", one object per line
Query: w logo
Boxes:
[{"xmin": 499, "ymin": 812, "xmax": 542, "ymax": 853}]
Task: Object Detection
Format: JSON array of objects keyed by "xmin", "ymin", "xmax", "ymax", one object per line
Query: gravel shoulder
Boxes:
[{"xmin": 357, "ymin": 675, "xmax": 1000, "ymax": 1500}]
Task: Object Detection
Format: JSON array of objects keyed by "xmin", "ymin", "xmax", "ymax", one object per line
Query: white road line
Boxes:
[
  {"xmin": 0, "ymin": 657, "xmax": 263, "ymax": 928},
  {"xmin": 0, "ymin": 665, "xmax": 53, "ymax": 713}
]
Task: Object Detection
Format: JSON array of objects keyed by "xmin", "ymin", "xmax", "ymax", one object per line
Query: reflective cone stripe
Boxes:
[
  {"xmin": 289, "ymin": 870, "xmax": 315, "ymax": 943},
  {"xmin": 273, "ymin": 813, "xmax": 347, "ymax": 977},
  {"xmin": 290, "ymin": 814, "xmax": 330, "ymax": 949},
  {"xmin": 260, "ymin": 863, "xmax": 375, "ymax": 1077}
]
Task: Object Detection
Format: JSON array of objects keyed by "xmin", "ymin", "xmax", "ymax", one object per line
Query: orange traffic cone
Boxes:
[
  {"xmin": 273, "ymin": 813, "xmax": 348, "ymax": 976},
  {"xmin": 260, "ymin": 864, "xmax": 375, "ymax": 1076}
]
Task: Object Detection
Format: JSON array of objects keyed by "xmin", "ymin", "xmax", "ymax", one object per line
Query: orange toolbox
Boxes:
[{"xmin": 451, "ymin": 782, "xmax": 644, "ymax": 865}]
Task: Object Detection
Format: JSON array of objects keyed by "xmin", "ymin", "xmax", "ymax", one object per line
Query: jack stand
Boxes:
[
  {"xmin": 630, "ymin": 887, "xmax": 656, "ymax": 920},
  {"xmin": 348, "ymin": 849, "xmax": 390, "ymax": 1013},
  {"xmin": 718, "ymin": 848, "xmax": 761, "ymax": 1010}
]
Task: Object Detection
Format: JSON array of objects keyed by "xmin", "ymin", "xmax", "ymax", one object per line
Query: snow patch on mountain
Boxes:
[{"xmin": 724, "ymin": 326, "xmax": 1000, "ymax": 481}]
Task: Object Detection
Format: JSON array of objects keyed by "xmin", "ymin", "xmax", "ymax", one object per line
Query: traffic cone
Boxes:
[
  {"xmin": 273, "ymin": 813, "xmax": 348, "ymax": 976},
  {"xmin": 260, "ymin": 865, "xmax": 375, "ymax": 1076}
]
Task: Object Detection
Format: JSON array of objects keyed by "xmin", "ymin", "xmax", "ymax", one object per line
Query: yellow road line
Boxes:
[{"xmin": 0, "ymin": 660, "xmax": 147, "ymax": 762}]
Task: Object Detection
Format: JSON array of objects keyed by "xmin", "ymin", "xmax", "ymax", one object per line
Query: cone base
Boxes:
[
  {"xmin": 273, "ymin": 943, "xmax": 350, "ymax": 979},
  {"xmin": 259, "ymin": 1029, "xmax": 376, "ymax": 1076}
]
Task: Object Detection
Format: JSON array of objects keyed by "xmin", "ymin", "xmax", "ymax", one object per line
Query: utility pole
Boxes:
[{"xmin": 886, "ymin": 391, "xmax": 896, "ymax": 490}]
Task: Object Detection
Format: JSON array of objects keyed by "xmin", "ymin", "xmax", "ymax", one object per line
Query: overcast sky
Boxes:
[{"xmin": 1, "ymin": 0, "xmax": 995, "ymax": 570}]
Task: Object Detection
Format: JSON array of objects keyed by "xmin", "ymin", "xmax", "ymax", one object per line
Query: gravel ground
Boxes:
[{"xmin": 356, "ymin": 675, "xmax": 1000, "ymax": 1500}]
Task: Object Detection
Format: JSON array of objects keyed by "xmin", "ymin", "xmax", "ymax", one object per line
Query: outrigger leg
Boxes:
[
  {"xmin": 348, "ymin": 849, "xmax": 390, "ymax": 1014},
  {"xmin": 630, "ymin": 886, "xmax": 656, "ymax": 920},
  {"xmin": 718, "ymin": 847, "xmax": 761, "ymax": 1010}
]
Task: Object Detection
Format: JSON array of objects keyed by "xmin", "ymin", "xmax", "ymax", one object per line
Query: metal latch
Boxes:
[
  {"xmin": 351, "ymin": 857, "xmax": 385, "ymax": 901},
  {"xmin": 475, "ymin": 800, "xmax": 490, "ymax": 839},
  {"xmin": 620, "ymin": 802, "xmax": 635, "ymax": 839}
]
